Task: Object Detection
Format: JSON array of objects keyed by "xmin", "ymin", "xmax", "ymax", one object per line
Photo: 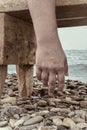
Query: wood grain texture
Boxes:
[
  {"xmin": 0, "ymin": 13, "xmax": 36, "ymax": 64},
  {"xmin": 0, "ymin": 65, "xmax": 7, "ymax": 96},
  {"xmin": 0, "ymin": 0, "xmax": 87, "ymax": 27},
  {"xmin": 0, "ymin": 14, "xmax": 5, "ymax": 64},
  {"xmin": 0, "ymin": 0, "xmax": 87, "ymax": 12},
  {"xmin": 16, "ymin": 65, "xmax": 33, "ymax": 97}
]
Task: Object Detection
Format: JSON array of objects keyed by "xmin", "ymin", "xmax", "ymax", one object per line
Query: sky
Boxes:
[{"xmin": 58, "ymin": 26, "xmax": 87, "ymax": 50}]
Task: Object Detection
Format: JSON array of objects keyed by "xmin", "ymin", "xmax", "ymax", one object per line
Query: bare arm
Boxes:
[
  {"xmin": 27, "ymin": 0, "xmax": 68, "ymax": 95},
  {"xmin": 27, "ymin": 0, "xmax": 58, "ymax": 44}
]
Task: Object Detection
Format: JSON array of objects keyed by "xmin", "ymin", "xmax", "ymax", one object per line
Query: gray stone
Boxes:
[
  {"xmin": 1, "ymin": 97, "xmax": 16, "ymax": 104},
  {"xmin": 38, "ymin": 126, "xmax": 51, "ymax": 130},
  {"xmin": 60, "ymin": 108, "xmax": 71, "ymax": 113},
  {"xmin": 0, "ymin": 126, "xmax": 12, "ymax": 130},
  {"xmin": 68, "ymin": 111, "xmax": 75, "ymax": 117},
  {"xmin": 72, "ymin": 116, "xmax": 85, "ymax": 123},
  {"xmin": 37, "ymin": 100, "xmax": 47, "ymax": 107},
  {"xmin": 0, "ymin": 121, "xmax": 8, "ymax": 127},
  {"xmin": 77, "ymin": 123, "xmax": 87, "ymax": 129},
  {"xmin": 53, "ymin": 117, "xmax": 63, "ymax": 126},
  {"xmin": 62, "ymin": 118, "xmax": 76, "ymax": 129},
  {"xmin": 50, "ymin": 108, "xmax": 60, "ymax": 112},
  {"xmin": 75, "ymin": 110, "xmax": 86, "ymax": 119},
  {"xmin": 80, "ymin": 101, "xmax": 87, "ymax": 108},
  {"xmin": 24, "ymin": 116, "xmax": 43, "ymax": 125},
  {"xmin": 31, "ymin": 110, "xmax": 49, "ymax": 117},
  {"xmin": 19, "ymin": 124, "xmax": 39, "ymax": 130}
]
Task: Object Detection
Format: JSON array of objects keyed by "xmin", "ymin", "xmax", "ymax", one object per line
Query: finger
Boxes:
[
  {"xmin": 48, "ymin": 72, "xmax": 56, "ymax": 96},
  {"xmin": 36, "ymin": 66, "xmax": 42, "ymax": 81},
  {"xmin": 41, "ymin": 71, "xmax": 49, "ymax": 85},
  {"xmin": 58, "ymin": 71, "xmax": 65, "ymax": 92}
]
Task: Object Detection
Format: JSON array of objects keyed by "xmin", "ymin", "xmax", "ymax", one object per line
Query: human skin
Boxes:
[{"xmin": 27, "ymin": 0, "xmax": 68, "ymax": 96}]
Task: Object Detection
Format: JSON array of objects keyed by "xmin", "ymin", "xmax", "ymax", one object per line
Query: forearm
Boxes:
[{"xmin": 27, "ymin": 0, "xmax": 59, "ymax": 45}]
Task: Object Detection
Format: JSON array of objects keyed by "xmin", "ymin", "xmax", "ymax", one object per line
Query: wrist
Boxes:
[
  {"xmin": 37, "ymin": 38, "xmax": 62, "ymax": 50},
  {"xmin": 37, "ymin": 31, "xmax": 59, "ymax": 45}
]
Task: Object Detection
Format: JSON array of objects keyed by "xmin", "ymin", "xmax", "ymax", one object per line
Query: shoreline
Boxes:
[{"xmin": 0, "ymin": 74, "xmax": 87, "ymax": 130}]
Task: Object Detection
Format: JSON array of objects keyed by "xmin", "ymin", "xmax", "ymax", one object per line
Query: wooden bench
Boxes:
[{"xmin": 0, "ymin": 0, "xmax": 87, "ymax": 97}]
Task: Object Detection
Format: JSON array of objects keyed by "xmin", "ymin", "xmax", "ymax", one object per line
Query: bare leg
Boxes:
[
  {"xmin": 16, "ymin": 65, "xmax": 33, "ymax": 97},
  {"xmin": 0, "ymin": 65, "xmax": 7, "ymax": 96}
]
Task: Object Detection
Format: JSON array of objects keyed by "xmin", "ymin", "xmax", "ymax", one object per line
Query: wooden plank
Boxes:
[
  {"xmin": 16, "ymin": 65, "xmax": 33, "ymax": 97},
  {"xmin": 0, "ymin": 65, "xmax": 7, "ymax": 96},
  {"xmin": 0, "ymin": 0, "xmax": 87, "ymax": 27},
  {"xmin": 57, "ymin": 17, "xmax": 87, "ymax": 27},
  {"xmin": 56, "ymin": 4, "xmax": 87, "ymax": 19},
  {"xmin": 56, "ymin": 0, "xmax": 87, "ymax": 6},
  {"xmin": 7, "ymin": 4, "xmax": 87, "ymax": 27},
  {"xmin": 56, "ymin": 4, "xmax": 87, "ymax": 27},
  {"xmin": 0, "ymin": 13, "xmax": 36, "ymax": 64},
  {"xmin": 0, "ymin": 0, "xmax": 87, "ymax": 12}
]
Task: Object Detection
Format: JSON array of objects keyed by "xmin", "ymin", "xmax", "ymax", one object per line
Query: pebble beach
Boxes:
[{"xmin": 0, "ymin": 74, "xmax": 87, "ymax": 130}]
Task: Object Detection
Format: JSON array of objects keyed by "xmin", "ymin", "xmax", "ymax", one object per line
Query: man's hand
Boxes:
[
  {"xmin": 36, "ymin": 40, "xmax": 68, "ymax": 96},
  {"xmin": 27, "ymin": 0, "xmax": 68, "ymax": 95}
]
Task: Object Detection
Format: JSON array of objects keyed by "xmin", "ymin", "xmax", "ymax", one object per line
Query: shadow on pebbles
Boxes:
[{"xmin": 0, "ymin": 74, "xmax": 87, "ymax": 130}]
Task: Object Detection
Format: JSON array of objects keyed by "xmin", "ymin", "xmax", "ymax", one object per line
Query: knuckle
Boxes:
[
  {"xmin": 41, "ymin": 65, "xmax": 48, "ymax": 70},
  {"xmin": 42, "ymin": 76, "xmax": 47, "ymax": 82},
  {"xmin": 49, "ymin": 65, "xmax": 58, "ymax": 72},
  {"xmin": 58, "ymin": 65, "xmax": 65, "ymax": 71},
  {"xmin": 49, "ymin": 80, "xmax": 55, "ymax": 85},
  {"xmin": 48, "ymin": 63, "xmax": 65, "ymax": 72},
  {"xmin": 59, "ymin": 77, "xmax": 64, "ymax": 83},
  {"xmin": 59, "ymin": 79, "xmax": 64, "ymax": 84}
]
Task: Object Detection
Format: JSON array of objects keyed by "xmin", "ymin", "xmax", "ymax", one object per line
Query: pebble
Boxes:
[
  {"xmin": 71, "ymin": 125, "xmax": 81, "ymax": 130},
  {"xmin": 7, "ymin": 81, "xmax": 12, "ymax": 86},
  {"xmin": 0, "ymin": 121, "xmax": 8, "ymax": 127},
  {"xmin": 48, "ymin": 98, "xmax": 61, "ymax": 104},
  {"xmin": 19, "ymin": 124, "xmax": 39, "ymax": 130},
  {"xmin": 8, "ymin": 89, "xmax": 15, "ymax": 97},
  {"xmin": 50, "ymin": 108, "xmax": 60, "ymax": 112},
  {"xmin": 1, "ymin": 74, "xmax": 87, "ymax": 130},
  {"xmin": 53, "ymin": 117, "xmax": 63, "ymax": 126},
  {"xmin": 24, "ymin": 116, "xmax": 43, "ymax": 125},
  {"xmin": 72, "ymin": 116, "xmax": 85, "ymax": 123},
  {"xmin": 0, "ymin": 126, "xmax": 12, "ymax": 130},
  {"xmin": 68, "ymin": 111, "xmax": 75, "ymax": 117},
  {"xmin": 62, "ymin": 118, "xmax": 76, "ymax": 129},
  {"xmin": 37, "ymin": 100, "xmax": 47, "ymax": 107},
  {"xmin": 14, "ymin": 114, "xmax": 20, "ymax": 119},
  {"xmin": 75, "ymin": 110, "xmax": 86, "ymax": 119},
  {"xmin": 57, "ymin": 125, "xmax": 70, "ymax": 130},
  {"xmin": 80, "ymin": 101, "xmax": 87, "ymax": 108},
  {"xmin": 14, "ymin": 117, "xmax": 26, "ymax": 127},
  {"xmin": 64, "ymin": 100, "xmax": 79, "ymax": 105},
  {"xmin": 9, "ymin": 119, "xmax": 16, "ymax": 128},
  {"xmin": 38, "ymin": 126, "xmax": 51, "ymax": 130},
  {"xmin": 60, "ymin": 108, "xmax": 71, "ymax": 113},
  {"xmin": 76, "ymin": 123, "xmax": 87, "ymax": 129},
  {"xmin": 31, "ymin": 110, "xmax": 49, "ymax": 117},
  {"xmin": 1, "ymin": 97, "xmax": 16, "ymax": 104},
  {"xmin": 50, "ymin": 116, "xmax": 64, "ymax": 120},
  {"xmin": 65, "ymin": 97, "xmax": 72, "ymax": 102}
]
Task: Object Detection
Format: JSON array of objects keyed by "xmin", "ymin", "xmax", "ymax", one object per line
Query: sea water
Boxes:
[{"xmin": 8, "ymin": 50, "xmax": 87, "ymax": 83}]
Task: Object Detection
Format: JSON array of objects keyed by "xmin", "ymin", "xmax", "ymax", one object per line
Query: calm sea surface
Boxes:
[{"xmin": 8, "ymin": 50, "xmax": 87, "ymax": 83}]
